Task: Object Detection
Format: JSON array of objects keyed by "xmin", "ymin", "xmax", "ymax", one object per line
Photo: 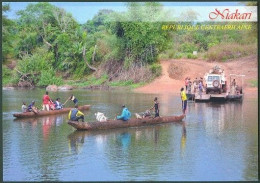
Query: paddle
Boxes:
[{"xmin": 63, "ymin": 96, "xmax": 71, "ymax": 106}]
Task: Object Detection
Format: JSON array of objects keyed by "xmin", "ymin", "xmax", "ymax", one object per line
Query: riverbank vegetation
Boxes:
[{"xmin": 2, "ymin": 2, "xmax": 257, "ymax": 88}]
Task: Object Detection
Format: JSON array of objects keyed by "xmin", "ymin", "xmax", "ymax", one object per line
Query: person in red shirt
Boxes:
[
  {"xmin": 48, "ymin": 99, "xmax": 55, "ymax": 110},
  {"xmin": 42, "ymin": 91, "xmax": 50, "ymax": 111}
]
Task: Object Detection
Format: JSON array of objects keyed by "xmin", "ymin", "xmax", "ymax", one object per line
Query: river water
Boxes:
[{"xmin": 2, "ymin": 88, "xmax": 258, "ymax": 181}]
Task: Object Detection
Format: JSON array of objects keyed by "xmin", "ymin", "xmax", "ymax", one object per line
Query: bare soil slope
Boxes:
[{"xmin": 135, "ymin": 55, "xmax": 258, "ymax": 97}]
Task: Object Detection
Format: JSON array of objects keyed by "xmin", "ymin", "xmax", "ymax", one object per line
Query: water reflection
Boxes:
[
  {"xmin": 193, "ymin": 102, "xmax": 244, "ymax": 135},
  {"xmin": 181, "ymin": 122, "xmax": 187, "ymax": 158},
  {"xmin": 14, "ymin": 115, "xmax": 65, "ymax": 140},
  {"xmin": 3, "ymin": 89, "xmax": 258, "ymax": 181},
  {"xmin": 116, "ymin": 132, "xmax": 131, "ymax": 152},
  {"xmin": 67, "ymin": 131, "xmax": 85, "ymax": 154},
  {"xmin": 67, "ymin": 123, "xmax": 183, "ymax": 180}
]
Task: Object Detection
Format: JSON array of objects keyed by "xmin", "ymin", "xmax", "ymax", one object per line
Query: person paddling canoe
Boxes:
[
  {"xmin": 117, "ymin": 105, "xmax": 131, "ymax": 121},
  {"xmin": 150, "ymin": 97, "xmax": 160, "ymax": 118},
  {"xmin": 68, "ymin": 104, "xmax": 84, "ymax": 122},
  {"xmin": 70, "ymin": 94, "xmax": 78, "ymax": 105}
]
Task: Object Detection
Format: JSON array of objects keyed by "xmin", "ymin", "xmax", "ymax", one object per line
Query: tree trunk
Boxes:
[
  {"xmin": 92, "ymin": 45, "xmax": 97, "ymax": 63},
  {"xmin": 83, "ymin": 45, "xmax": 97, "ymax": 71}
]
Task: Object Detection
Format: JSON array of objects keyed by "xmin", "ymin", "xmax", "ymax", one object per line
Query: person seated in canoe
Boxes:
[
  {"xmin": 68, "ymin": 104, "xmax": 84, "ymax": 122},
  {"xmin": 42, "ymin": 91, "xmax": 50, "ymax": 111},
  {"xmin": 55, "ymin": 98, "xmax": 63, "ymax": 110},
  {"xmin": 70, "ymin": 94, "xmax": 78, "ymax": 105},
  {"xmin": 27, "ymin": 101, "xmax": 39, "ymax": 114},
  {"xmin": 150, "ymin": 97, "xmax": 160, "ymax": 118},
  {"xmin": 49, "ymin": 99, "xmax": 55, "ymax": 110},
  {"xmin": 117, "ymin": 105, "xmax": 131, "ymax": 121},
  {"xmin": 22, "ymin": 102, "xmax": 27, "ymax": 113}
]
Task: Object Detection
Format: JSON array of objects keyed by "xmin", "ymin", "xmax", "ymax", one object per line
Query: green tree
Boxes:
[
  {"xmin": 111, "ymin": 2, "xmax": 171, "ymax": 64},
  {"xmin": 2, "ymin": 3, "xmax": 17, "ymax": 62}
]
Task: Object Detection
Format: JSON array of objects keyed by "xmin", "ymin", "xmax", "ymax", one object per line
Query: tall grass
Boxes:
[
  {"xmin": 67, "ymin": 74, "xmax": 108, "ymax": 87},
  {"xmin": 207, "ymin": 43, "xmax": 257, "ymax": 61}
]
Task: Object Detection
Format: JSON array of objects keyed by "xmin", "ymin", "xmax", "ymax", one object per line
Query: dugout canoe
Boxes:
[
  {"xmin": 13, "ymin": 105, "xmax": 91, "ymax": 118},
  {"xmin": 68, "ymin": 115, "xmax": 185, "ymax": 131}
]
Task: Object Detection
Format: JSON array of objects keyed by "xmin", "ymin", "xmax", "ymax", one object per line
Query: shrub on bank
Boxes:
[
  {"xmin": 207, "ymin": 43, "xmax": 257, "ymax": 61},
  {"xmin": 187, "ymin": 53, "xmax": 198, "ymax": 59},
  {"xmin": 149, "ymin": 63, "xmax": 162, "ymax": 78},
  {"xmin": 158, "ymin": 49, "xmax": 176, "ymax": 59},
  {"xmin": 37, "ymin": 70, "xmax": 63, "ymax": 87},
  {"xmin": 173, "ymin": 53, "xmax": 183, "ymax": 59},
  {"xmin": 2, "ymin": 66, "xmax": 19, "ymax": 86}
]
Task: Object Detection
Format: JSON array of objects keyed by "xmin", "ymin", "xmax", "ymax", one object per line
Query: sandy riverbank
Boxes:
[{"xmin": 135, "ymin": 55, "xmax": 258, "ymax": 98}]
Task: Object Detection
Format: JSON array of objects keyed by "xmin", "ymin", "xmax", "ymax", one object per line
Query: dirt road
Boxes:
[{"xmin": 135, "ymin": 55, "xmax": 258, "ymax": 97}]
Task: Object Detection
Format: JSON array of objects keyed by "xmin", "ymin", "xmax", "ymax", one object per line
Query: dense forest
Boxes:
[{"xmin": 2, "ymin": 2, "xmax": 257, "ymax": 87}]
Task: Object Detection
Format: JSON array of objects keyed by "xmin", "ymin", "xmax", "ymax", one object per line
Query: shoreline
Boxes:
[{"xmin": 2, "ymin": 85, "xmax": 257, "ymax": 98}]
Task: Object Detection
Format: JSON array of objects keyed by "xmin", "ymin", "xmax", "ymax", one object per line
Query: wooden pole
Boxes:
[{"xmin": 63, "ymin": 97, "xmax": 71, "ymax": 106}]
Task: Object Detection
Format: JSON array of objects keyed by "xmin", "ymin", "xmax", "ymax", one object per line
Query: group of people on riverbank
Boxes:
[{"xmin": 185, "ymin": 77, "xmax": 204, "ymax": 96}]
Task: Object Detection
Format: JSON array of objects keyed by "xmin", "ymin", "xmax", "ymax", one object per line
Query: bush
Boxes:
[
  {"xmin": 158, "ymin": 53, "xmax": 169, "ymax": 59},
  {"xmin": 149, "ymin": 63, "xmax": 162, "ymax": 78},
  {"xmin": 180, "ymin": 43, "xmax": 198, "ymax": 53},
  {"xmin": 158, "ymin": 49, "xmax": 176, "ymax": 59},
  {"xmin": 187, "ymin": 53, "xmax": 198, "ymax": 59},
  {"xmin": 2, "ymin": 66, "xmax": 13, "ymax": 85},
  {"xmin": 17, "ymin": 46, "xmax": 54, "ymax": 74},
  {"xmin": 207, "ymin": 42, "xmax": 257, "ymax": 61},
  {"xmin": 87, "ymin": 74, "xmax": 108, "ymax": 85},
  {"xmin": 73, "ymin": 62, "xmax": 89, "ymax": 79},
  {"xmin": 173, "ymin": 53, "xmax": 183, "ymax": 59},
  {"xmin": 124, "ymin": 56, "xmax": 134, "ymax": 69},
  {"xmin": 37, "ymin": 70, "xmax": 63, "ymax": 87}
]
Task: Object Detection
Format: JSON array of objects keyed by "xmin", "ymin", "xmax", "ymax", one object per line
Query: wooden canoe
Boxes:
[
  {"xmin": 13, "ymin": 105, "xmax": 91, "ymax": 118},
  {"xmin": 68, "ymin": 115, "xmax": 185, "ymax": 131}
]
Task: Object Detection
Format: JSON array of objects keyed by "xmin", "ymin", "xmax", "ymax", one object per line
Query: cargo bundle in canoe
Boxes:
[
  {"xmin": 13, "ymin": 105, "xmax": 91, "ymax": 118},
  {"xmin": 68, "ymin": 115, "xmax": 185, "ymax": 131}
]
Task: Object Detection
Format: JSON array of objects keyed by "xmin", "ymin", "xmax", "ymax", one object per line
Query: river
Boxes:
[{"xmin": 2, "ymin": 88, "xmax": 258, "ymax": 181}]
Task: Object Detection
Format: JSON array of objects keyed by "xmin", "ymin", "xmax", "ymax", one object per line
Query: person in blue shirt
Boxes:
[
  {"xmin": 68, "ymin": 104, "xmax": 84, "ymax": 122},
  {"xmin": 55, "ymin": 98, "xmax": 63, "ymax": 110},
  {"xmin": 117, "ymin": 105, "xmax": 131, "ymax": 121},
  {"xmin": 27, "ymin": 101, "xmax": 39, "ymax": 114}
]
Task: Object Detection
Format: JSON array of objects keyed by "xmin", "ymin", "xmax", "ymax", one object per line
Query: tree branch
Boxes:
[
  {"xmin": 83, "ymin": 46, "xmax": 97, "ymax": 71},
  {"xmin": 92, "ymin": 45, "xmax": 97, "ymax": 63}
]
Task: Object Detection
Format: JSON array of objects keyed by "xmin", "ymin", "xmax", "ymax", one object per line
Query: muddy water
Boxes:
[{"xmin": 2, "ymin": 88, "xmax": 258, "ymax": 181}]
